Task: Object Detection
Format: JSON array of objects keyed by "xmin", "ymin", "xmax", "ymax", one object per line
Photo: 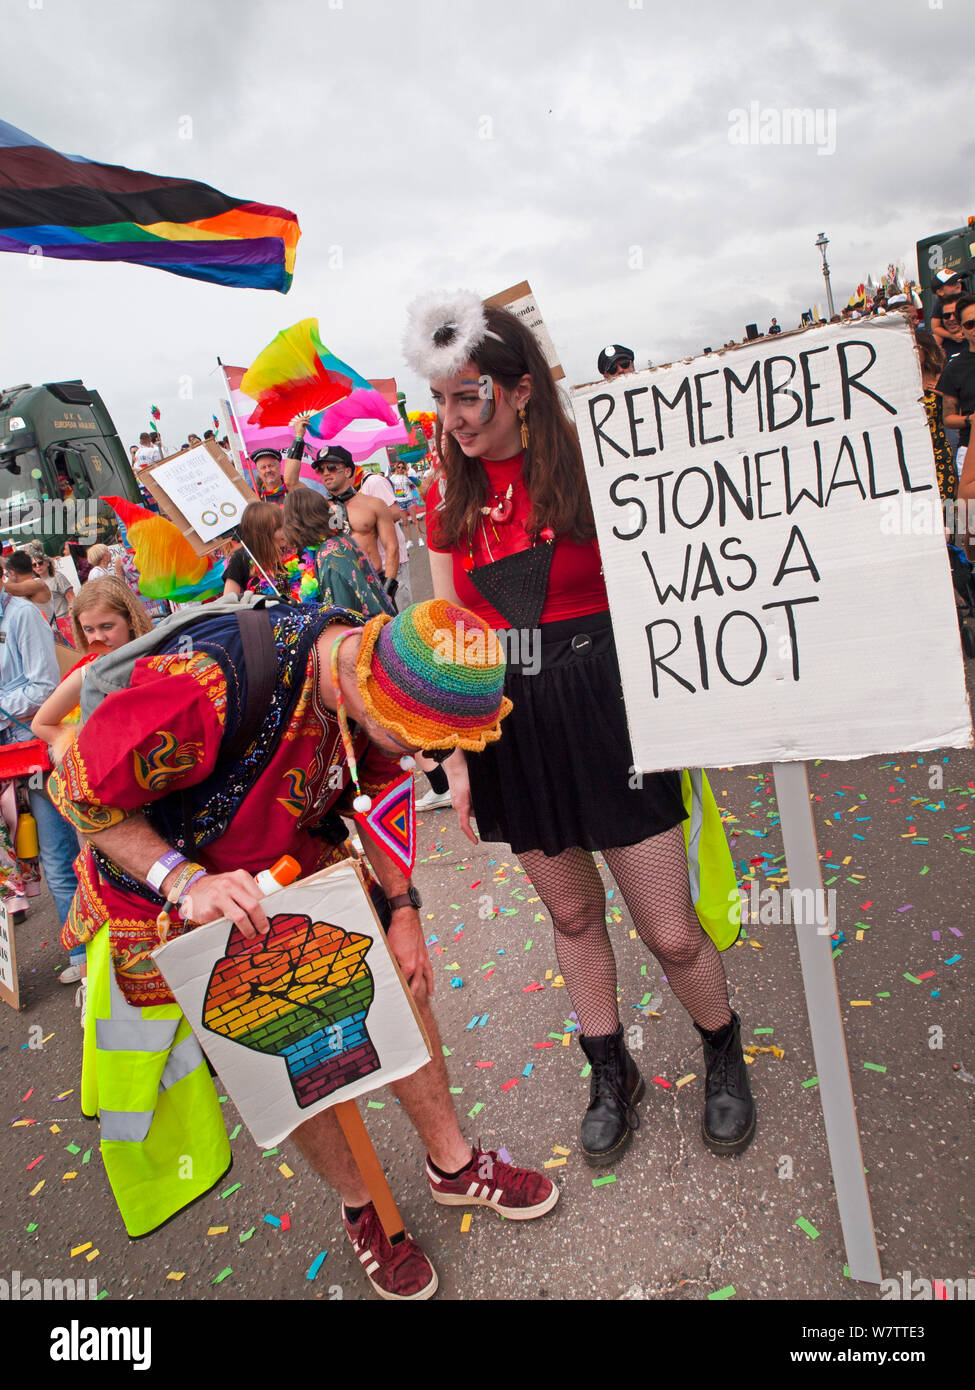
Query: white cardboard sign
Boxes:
[
  {"xmin": 152, "ymin": 443, "xmax": 248, "ymax": 541},
  {"xmin": 0, "ymin": 899, "xmax": 19, "ymax": 1010},
  {"xmin": 571, "ymin": 316, "xmax": 972, "ymax": 770},
  {"xmin": 153, "ymin": 861, "xmax": 431, "ymax": 1148}
]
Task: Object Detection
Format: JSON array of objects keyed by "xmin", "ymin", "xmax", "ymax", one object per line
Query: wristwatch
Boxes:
[{"xmin": 387, "ymin": 886, "xmax": 422, "ymax": 912}]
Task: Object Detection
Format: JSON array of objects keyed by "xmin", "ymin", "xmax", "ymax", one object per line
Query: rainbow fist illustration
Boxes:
[{"xmin": 202, "ymin": 911, "xmax": 379, "ymax": 1107}]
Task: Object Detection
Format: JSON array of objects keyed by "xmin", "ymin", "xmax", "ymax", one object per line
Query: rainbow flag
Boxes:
[{"xmin": 0, "ymin": 120, "xmax": 300, "ymax": 291}]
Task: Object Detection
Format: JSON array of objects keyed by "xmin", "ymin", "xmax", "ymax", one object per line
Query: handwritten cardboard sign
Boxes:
[
  {"xmin": 485, "ymin": 281, "xmax": 565, "ymax": 381},
  {"xmin": 142, "ymin": 440, "xmax": 257, "ymax": 555},
  {"xmin": 0, "ymin": 899, "xmax": 20, "ymax": 1010},
  {"xmin": 571, "ymin": 316, "xmax": 972, "ymax": 770}
]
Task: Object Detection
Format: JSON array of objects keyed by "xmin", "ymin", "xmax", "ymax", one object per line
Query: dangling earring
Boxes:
[{"xmin": 519, "ymin": 406, "xmax": 529, "ymax": 451}]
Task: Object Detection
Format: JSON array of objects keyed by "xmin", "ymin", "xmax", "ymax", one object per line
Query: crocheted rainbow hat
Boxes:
[{"xmin": 356, "ymin": 599, "xmax": 513, "ymax": 751}]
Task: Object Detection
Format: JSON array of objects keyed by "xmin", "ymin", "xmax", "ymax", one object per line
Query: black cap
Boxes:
[
  {"xmin": 314, "ymin": 443, "xmax": 355, "ymax": 471},
  {"xmin": 250, "ymin": 447, "xmax": 282, "ymax": 463},
  {"xmin": 597, "ymin": 343, "xmax": 635, "ymax": 375}
]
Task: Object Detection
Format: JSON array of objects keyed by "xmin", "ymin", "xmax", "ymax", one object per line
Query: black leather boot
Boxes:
[
  {"xmin": 694, "ymin": 1011, "xmax": 756, "ymax": 1156},
  {"xmin": 578, "ymin": 1026, "xmax": 644, "ymax": 1165}
]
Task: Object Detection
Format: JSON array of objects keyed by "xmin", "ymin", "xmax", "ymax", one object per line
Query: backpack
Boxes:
[
  {"xmin": 79, "ymin": 593, "xmax": 364, "ymax": 858},
  {"xmin": 79, "ymin": 591, "xmax": 279, "ymax": 765}
]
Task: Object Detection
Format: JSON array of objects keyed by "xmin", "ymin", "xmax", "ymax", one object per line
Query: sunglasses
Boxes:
[
  {"xmin": 318, "ymin": 462, "xmax": 350, "ymax": 473},
  {"xmin": 606, "ymin": 360, "xmax": 633, "ymax": 376},
  {"xmin": 960, "ymin": 318, "xmax": 975, "ymax": 331}
]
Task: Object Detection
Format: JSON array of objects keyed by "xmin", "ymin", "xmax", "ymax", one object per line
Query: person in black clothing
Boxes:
[
  {"xmin": 597, "ymin": 344, "xmax": 635, "ymax": 379},
  {"xmin": 937, "ymin": 294, "xmax": 975, "ymax": 475}
]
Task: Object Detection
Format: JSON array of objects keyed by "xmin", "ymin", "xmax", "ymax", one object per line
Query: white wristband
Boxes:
[{"xmin": 147, "ymin": 851, "xmax": 187, "ymax": 893}]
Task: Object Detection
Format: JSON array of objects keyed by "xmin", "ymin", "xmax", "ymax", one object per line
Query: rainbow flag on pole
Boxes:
[{"xmin": 0, "ymin": 120, "xmax": 300, "ymax": 291}]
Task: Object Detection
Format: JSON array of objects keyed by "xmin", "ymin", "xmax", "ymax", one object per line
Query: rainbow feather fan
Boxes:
[
  {"xmin": 240, "ymin": 318, "xmax": 399, "ymax": 432},
  {"xmin": 102, "ymin": 496, "xmax": 225, "ymax": 601}
]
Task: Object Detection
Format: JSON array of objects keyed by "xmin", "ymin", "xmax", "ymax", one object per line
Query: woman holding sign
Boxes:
[{"xmin": 406, "ymin": 293, "xmax": 754, "ymax": 1165}]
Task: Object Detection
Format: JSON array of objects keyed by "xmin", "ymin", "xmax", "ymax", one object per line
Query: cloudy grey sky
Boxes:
[{"xmin": 1, "ymin": 0, "xmax": 970, "ymax": 451}]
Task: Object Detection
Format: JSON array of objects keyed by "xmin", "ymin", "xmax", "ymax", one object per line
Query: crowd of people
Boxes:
[{"xmin": 1, "ymin": 276, "xmax": 970, "ymax": 1301}]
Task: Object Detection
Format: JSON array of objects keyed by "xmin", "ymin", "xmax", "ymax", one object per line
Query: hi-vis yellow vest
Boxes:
[
  {"xmin": 681, "ymin": 769, "xmax": 740, "ymax": 952},
  {"xmin": 82, "ymin": 926, "xmax": 231, "ymax": 1238}
]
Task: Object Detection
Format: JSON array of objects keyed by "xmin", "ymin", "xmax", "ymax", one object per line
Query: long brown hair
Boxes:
[
  {"xmin": 239, "ymin": 501, "xmax": 286, "ymax": 576},
  {"xmin": 430, "ymin": 305, "xmax": 595, "ymax": 550},
  {"xmin": 71, "ymin": 577, "xmax": 152, "ymax": 653},
  {"xmin": 914, "ymin": 328, "xmax": 945, "ymax": 382},
  {"xmin": 282, "ymin": 488, "xmax": 341, "ymax": 552}
]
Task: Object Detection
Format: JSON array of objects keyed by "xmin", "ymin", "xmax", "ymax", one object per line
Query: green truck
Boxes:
[
  {"xmin": 916, "ymin": 216, "xmax": 975, "ymax": 324},
  {"xmin": 0, "ymin": 379, "xmax": 141, "ymax": 555}
]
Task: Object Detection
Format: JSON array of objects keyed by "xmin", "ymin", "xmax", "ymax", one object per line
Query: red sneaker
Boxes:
[
  {"xmin": 343, "ymin": 1202, "xmax": 439, "ymax": 1301},
  {"xmin": 426, "ymin": 1148, "xmax": 560, "ymax": 1220}
]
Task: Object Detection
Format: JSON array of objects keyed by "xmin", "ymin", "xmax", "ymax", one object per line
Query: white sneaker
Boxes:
[
  {"xmin": 406, "ymin": 540, "xmax": 414, "ymax": 550},
  {"xmin": 415, "ymin": 787, "xmax": 452, "ymax": 812},
  {"xmin": 418, "ymin": 539, "xmax": 426, "ymax": 548},
  {"xmin": 60, "ymin": 964, "xmax": 82, "ymax": 984}
]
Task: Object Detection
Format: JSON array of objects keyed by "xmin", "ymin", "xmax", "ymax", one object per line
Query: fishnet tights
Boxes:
[{"xmin": 518, "ymin": 824, "xmax": 732, "ymax": 1037}]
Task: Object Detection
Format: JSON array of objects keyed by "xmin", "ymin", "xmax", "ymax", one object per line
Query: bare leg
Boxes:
[
  {"xmin": 390, "ymin": 995, "xmax": 472, "ymax": 1172},
  {"xmin": 291, "ymin": 1106, "xmax": 371, "ymax": 1207},
  {"xmin": 293, "ymin": 999, "xmax": 469, "ymax": 1207}
]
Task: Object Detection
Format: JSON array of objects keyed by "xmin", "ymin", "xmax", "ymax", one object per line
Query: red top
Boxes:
[{"xmin": 425, "ymin": 453, "xmax": 608, "ymax": 626}]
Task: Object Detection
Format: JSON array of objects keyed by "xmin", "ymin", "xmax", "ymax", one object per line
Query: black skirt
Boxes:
[{"xmin": 467, "ymin": 611, "xmax": 685, "ymax": 856}]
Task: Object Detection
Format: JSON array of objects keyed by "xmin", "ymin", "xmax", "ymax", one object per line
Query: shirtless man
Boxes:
[{"xmin": 284, "ymin": 415, "xmax": 400, "ymax": 590}]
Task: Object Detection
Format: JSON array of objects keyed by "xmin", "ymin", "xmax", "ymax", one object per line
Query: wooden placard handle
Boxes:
[{"xmin": 333, "ymin": 1100, "xmax": 405, "ymax": 1242}]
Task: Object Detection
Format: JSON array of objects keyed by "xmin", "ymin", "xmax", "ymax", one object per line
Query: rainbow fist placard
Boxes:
[
  {"xmin": 203, "ymin": 912, "xmax": 379, "ymax": 1107},
  {"xmin": 153, "ymin": 860, "xmax": 431, "ymax": 1147}
]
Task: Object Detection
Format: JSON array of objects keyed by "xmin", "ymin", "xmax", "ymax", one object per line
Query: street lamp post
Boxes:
[{"xmin": 815, "ymin": 233, "xmax": 835, "ymax": 320}]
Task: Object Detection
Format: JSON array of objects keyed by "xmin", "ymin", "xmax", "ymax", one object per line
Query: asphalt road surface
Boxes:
[{"xmin": 1, "ymin": 542, "xmax": 971, "ymax": 1308}]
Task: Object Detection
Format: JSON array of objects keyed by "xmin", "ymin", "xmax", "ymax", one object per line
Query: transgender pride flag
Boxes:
[{"xmin": 220, "ymin": 365, "xmax": 407, "ymax": 470}]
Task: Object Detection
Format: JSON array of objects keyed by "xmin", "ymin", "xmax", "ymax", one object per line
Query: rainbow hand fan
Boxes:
[
  {"xmin": 102, "ymin": 497, "xmax": 225, "ymax": 602},
  {"xmin": 241, "ymin": 318, "xmax": 395, "ymax": 429}
]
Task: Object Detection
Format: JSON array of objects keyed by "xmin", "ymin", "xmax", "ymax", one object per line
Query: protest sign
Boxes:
[
  {"xmin": 571, "ymin": 316, "xmax": 972, "ymax": 771},
  {"xmin": 142, "ymin": 439, "xmax": 257, "ymax": 554},
  {"xmin": 0, "ymin": 899, "xmax": 19, "ymax": 1010},
  {"xmin": 485, "ymin": 280, "xmax": 565, "ymax": 380},
  {"xmin": 153, "ymin": 859, "xmax": 431, "ymax": 1148}
]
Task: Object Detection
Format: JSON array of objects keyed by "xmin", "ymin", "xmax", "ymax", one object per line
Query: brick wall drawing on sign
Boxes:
[{"xmin": 202, "ymin": 911, "xmax": 379, "ymax": 1106}]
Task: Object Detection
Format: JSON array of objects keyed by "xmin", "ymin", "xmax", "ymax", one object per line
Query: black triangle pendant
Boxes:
[{"xmin": 467, "ymin": 542, "xmax": 555, "ymax": 628}]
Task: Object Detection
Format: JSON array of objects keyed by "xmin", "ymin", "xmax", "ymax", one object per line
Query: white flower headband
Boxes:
[{"xmin": 402, "ymin": 289, "xmax": 504, "ymax": 380}]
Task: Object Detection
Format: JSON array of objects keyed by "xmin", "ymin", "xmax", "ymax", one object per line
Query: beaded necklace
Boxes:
[{"xmin": 328, "ymin": 630, "xmax": 418, "ymax": 875}]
